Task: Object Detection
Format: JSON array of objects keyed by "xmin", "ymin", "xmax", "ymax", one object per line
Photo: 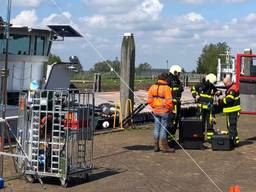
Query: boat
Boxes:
[
  {"xmin": 0, "ymin": 13, "xmax": 83, "ymax": 143},
  {"xmin": 0, "ymin": 24, "xmax": 82, "ymax": 105}
]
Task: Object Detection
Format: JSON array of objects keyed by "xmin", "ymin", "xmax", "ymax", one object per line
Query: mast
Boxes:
[{"xmin": 0, "ymin": 0, "xmax": 12, "ymax": 177}]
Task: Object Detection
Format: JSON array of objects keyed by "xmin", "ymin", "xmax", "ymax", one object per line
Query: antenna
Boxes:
[{"xmin": 219, "ymin": 50, "xmax": 232, "ymax": 66}]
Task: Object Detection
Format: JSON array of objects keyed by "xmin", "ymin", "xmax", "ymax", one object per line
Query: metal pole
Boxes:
[
  {"xmin": 0, "ymin": 0, "xmax": 12, "ymax": 177},
  {"xmin": 166, "ymin": 59, "xmax": 169, "ymax": 71}
]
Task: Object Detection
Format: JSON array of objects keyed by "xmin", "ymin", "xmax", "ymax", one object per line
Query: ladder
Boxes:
[
  {"xmin": 51, "ymin": 91, "xmax": 66, "ymax": 174},
  {"xmin": 78, "ymin": 140, "xmax": 85, "ymax": 165},
  {"xmin": 30, "ymin": 97, "xmax": 41, "ymax": 171}
]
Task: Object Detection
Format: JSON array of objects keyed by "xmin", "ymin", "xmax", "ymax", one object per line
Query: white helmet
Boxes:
[
  {"xmin": 169, "ymin": 65, "xmax": 182, "ymax": 75},
  {"xmin": 205, "ymin": 73, "xmax": 217, "ymax": 84}
]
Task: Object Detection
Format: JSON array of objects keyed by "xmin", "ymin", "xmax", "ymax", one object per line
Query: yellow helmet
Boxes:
[
  {"xmin": 169, "ymin": 65, "xmax": 182, "ymax": 75},
  {"xmin": 205, "ymin": 73, "xmax": 217, "ymax": 84}
]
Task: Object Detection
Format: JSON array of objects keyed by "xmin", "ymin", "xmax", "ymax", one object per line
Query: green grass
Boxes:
[{"xmin": 71, "ymin": 77, "xmax": 156, "ymax": 91}]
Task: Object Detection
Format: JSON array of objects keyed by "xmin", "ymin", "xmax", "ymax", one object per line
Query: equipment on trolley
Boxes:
[{"xmin": 16, "ymin": 89, "xmax": 94, "ymax": 187}]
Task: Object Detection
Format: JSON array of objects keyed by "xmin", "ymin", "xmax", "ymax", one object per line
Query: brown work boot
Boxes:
[
  {"xmin": 160, "ymin": 139, "xmax": 175, "ymax": 153},
  {"xmin": 154, "ymin": 139, "xmax": 160, "ymax": 152}
]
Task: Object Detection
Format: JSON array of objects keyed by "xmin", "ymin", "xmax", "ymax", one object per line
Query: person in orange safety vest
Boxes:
[{"xmin": 147, "ymin": 73, "xmax": 175, "ymax": 153}]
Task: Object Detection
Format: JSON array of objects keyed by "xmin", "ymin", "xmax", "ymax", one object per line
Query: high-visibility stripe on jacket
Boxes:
[
  {"xmin": 147, "ymin": 80, "xmax": 173, "ymax": 114},
  {"xmin": 199, "ymin": 93, "xmax": 214, "ymax": 106},
  {"xmin": 191, "ymin": 82, "xmax": 216, "ymax": 110},
  {"xmin": 221, "ymin": 84, "xmax": 241, "ymax": 113},
  {"xmin": 172, "ymin": 87, "xmax": 182, "ymax": 101},
  {"xmin": 167, "ymin": 73, "xmax": 183, "ymax": 102}
]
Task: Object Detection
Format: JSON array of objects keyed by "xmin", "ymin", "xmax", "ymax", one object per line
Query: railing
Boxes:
[{"xmin": 0, "ymin": 116, "xmax": 19, "ymax": 145}]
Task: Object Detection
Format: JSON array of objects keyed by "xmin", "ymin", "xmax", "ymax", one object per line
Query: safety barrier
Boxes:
[
  {"xmin": 0, "ymin": 116, "xmax": 18, "ymax": 145},
  {"xmin": 113, "ymin": 99, "xmax": 134, "ymax": 129}
]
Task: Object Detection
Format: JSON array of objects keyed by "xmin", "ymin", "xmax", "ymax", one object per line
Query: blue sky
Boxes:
[{"xmin": 2, "ymin": 0, "xmax": 256, "ymax": 71}]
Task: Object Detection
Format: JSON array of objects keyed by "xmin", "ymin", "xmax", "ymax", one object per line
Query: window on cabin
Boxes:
[
  {"xmin": 34, "ymin": 36, "xmax": 45, "ymax": 56},
  {"xmin": 240, "ymin": 57, "xmax": 256, "ymax": 77},
  {"xmin": 0, "ymin": 34, "xmax": 5, "ymax": 54},
  {"xmin": 0, "ymin": 34, "xmax": 30, "ymax": 55}
]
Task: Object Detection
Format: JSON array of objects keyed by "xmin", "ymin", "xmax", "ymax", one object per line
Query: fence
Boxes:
[{"xmin": 73, "ymin": 70, "xmax": 205, "ymax": 83}]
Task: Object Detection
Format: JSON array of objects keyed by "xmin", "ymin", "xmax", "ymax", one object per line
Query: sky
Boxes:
[{"xmin": 1, "ymin": 0, "xmax": 256, "ymax": 71}]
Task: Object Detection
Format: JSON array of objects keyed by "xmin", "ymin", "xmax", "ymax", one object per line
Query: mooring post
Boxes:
[
  {"xmin": 120, "ymin": 33, "xmax": 135, "ymax": 127},
  {"xmin": 93, "ymin": 73, "xmax": 101, "ymax": 92}
]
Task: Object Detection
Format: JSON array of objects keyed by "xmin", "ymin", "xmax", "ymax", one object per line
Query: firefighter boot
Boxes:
[
  {"xmin": 233, "ymin": 136, "xmax": 240, "ymax": 147},
  {"xmin": 154, "ymin": 139, "xmax": 160, "ymax": 152},
  {"xmin": 160, "ymin": 139, "xmax": 175, "ymax": 153},
  {"xmin": 206, "ymin": 131, "xmax": 214, "ymax": 142},
  {"xmin": 167, "ymin": 134, "xmax": 176, "ymax": 148}
]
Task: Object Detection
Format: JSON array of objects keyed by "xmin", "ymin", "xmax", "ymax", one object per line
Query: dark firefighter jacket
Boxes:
[
  {"xmin": 147, "ymin": 80, "xmax": 173, "ymax": 114},
  {"xmin": 191, "ymin": 80, "xmax": 217, "ymax": 110},
  {"xmin": 167, "ymin": 73, "xmax": 184, "ymax": 103},
  {"xmin": 219, "ymin": 83, "xmax": 241, "ymax": 113}
]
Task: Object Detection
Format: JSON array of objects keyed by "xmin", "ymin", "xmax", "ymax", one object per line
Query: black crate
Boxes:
[
  {"xmin": 211, "ymin": 134, "xmax": 234, "ymax": 151},
  {"xmin": 179, "ymin": 118, "xmax": 204, "ymax": 149},
  {"xmin": 180, "ymin": 140, "xmax": 204, "ymax": 149}
]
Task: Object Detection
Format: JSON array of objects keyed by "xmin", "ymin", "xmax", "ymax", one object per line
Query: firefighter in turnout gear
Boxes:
[
  {"xmin": 218, "ymin": 75, "xmax": 240, "ymax": 146},
  {"xmin": 167, "ymin": 65, "xmax": 184, "ymax": 147},
  {"xmin": 191, "ymin": 73, "xmax": 219, "ymax": 141}
]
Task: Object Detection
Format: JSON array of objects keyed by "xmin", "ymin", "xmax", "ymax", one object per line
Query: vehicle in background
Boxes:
[
  {"xmin": 236, "ymin": 53, "xmax": 256, "ymax": 114},
  {"xmin": 216, "ymin": 50, "xmax": 236, "ymax": 87}
]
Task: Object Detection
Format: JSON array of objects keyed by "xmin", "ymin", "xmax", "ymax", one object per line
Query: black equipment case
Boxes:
[
  {"xmin": 179, "ymin": 118, "xmax": 204, "ymax": 149},
  {"xmin": 211, "ymin": 134, "xmax": 234, "ymax": 151}
]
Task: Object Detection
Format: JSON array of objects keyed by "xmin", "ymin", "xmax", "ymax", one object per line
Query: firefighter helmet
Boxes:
[
  {"xmin": 205, "ymin": 73, "xmax": 217, "ymax": 84},
  {"xmin": 169, "ymin": 65, "xmax": 182, "ymax": 75}
]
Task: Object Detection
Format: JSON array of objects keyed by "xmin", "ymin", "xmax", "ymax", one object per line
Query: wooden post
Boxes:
[
  {"xmin": 93, "ymin": 73, "xmax": 101, "ymax": 92},
  {"xmin": 120, "ymin": 33, "xmax": 135, "ymax": 126}
]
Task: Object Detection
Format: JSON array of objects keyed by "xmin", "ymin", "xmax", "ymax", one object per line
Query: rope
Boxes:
[{"xmin": 49, "ymin": 1, "xmax": 224, "ymax": 191}]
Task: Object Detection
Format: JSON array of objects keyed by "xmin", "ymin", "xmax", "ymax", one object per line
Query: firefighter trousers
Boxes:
[
  {"xmin": 226, "ymin": 112, "xmax": 239, "ymax": 145},
  {"xmin": 199, "ymin": 109, "xmax": 214, "ymax": 140},
  {"xmin": 167, "ymin": 112, "xmax": 176, "ymax": 148},
  {"xmin": 171, "ymin": 101, "xmax": 181, "ymax": 135}
]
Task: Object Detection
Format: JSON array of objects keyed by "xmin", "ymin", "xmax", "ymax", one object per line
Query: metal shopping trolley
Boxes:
[{"xmin": 16, "ymin": 89, "xmax": 94, "ymax": 187}]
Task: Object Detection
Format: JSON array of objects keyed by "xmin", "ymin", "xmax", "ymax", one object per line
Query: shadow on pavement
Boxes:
[
  {"xmin": 239, "ymin": 140, "xmax": 254, "ymax": 147},
  {"xmin": 123, "ymin": 145, "xmax": 153, "ymax": 151},
  {"xmin": 88, "ymin": 167, "xmax": 126, "ymax": 182},
  {"xmin": 68, "ymin": 167, "xmax": 126, "ymax": 188},
  {"xmin": 31, "ymin": 167, "xmax": 126, "ymax": 188},
  {"xmin": 246, "ymin": 136, "xmax": 256, "ymax": 141}
]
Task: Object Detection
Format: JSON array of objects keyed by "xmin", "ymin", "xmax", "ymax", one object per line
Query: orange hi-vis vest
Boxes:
[
  {"xmin": 147, "ymin": 80, "xmax": 173, "ymax": 114},
  {"xmin": 64, "ymin": 112, "xmax": 78, "ymax": 129}
]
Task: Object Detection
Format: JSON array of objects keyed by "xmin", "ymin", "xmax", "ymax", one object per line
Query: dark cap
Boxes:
[{"xmin": 157, "ymin": 72, "xmax": 169, "ymax": 81}]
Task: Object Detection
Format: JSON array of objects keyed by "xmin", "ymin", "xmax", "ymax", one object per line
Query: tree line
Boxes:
[
  {"xmin": 87, "ymin": 41, "xmax": 230, "ymax": 75},
  {"xmin": 89, "ymin": 59, "xmax": 152, "ymax": 74},
  {"xmin": 196, "ymin": 42, "xmax": 230, "ymax": 74},
  {"xmin": 48, "ymin": 41, "xmax": 231, "ymax": 76}
]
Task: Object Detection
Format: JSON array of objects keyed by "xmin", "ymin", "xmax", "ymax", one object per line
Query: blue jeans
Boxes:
[{"xmin": 153, "ymin": 113, "xmax": 170, "ymax": 140}]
